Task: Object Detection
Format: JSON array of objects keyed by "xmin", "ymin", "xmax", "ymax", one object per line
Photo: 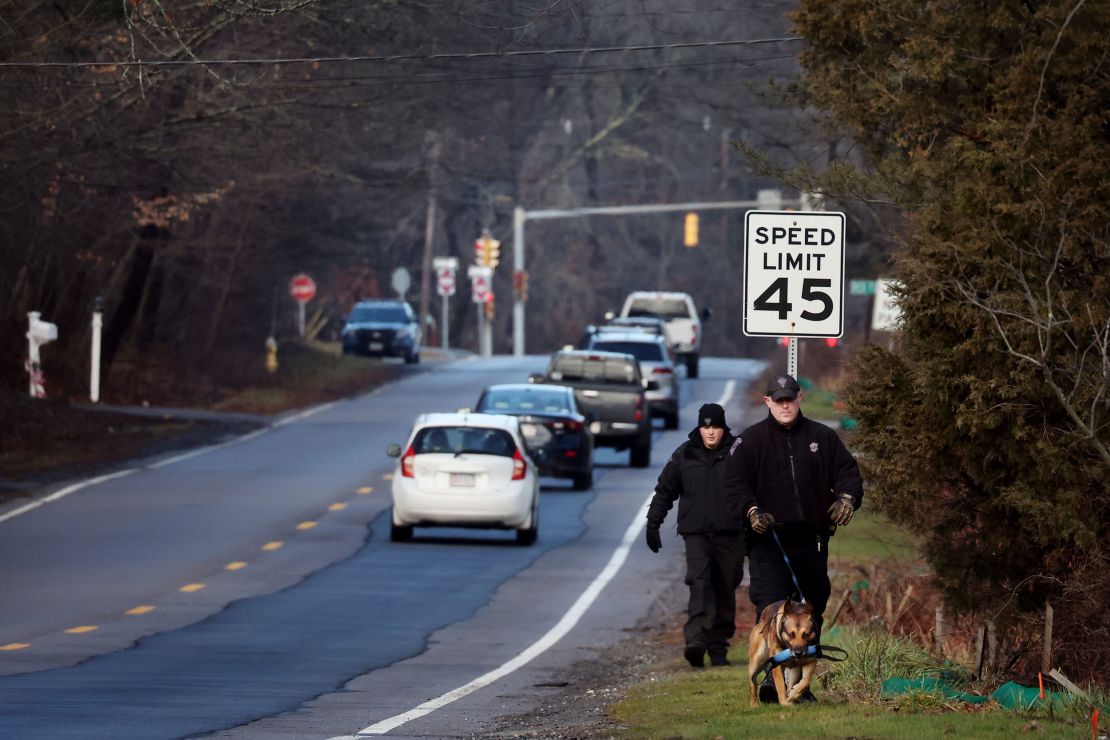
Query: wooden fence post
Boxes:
[
  {"xmin": 935, "ymin": 607, "xmax": 945, "ymax": 657},
  {"xmin": 1041, "ymin": 601, "xmax": 1054, "ymax": 675}
]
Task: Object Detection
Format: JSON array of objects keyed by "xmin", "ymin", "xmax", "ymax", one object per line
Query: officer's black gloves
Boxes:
[
  {"xmin": 828, "ymin": 493, "xmax": 856, "ymax": 526},
  {"xmin": 747, "ymin": 507, "xmax": 775, "ymax": 534},
  {"xmin": 645, "ymin": 525, "xmax": 662, "ymax": 553}
]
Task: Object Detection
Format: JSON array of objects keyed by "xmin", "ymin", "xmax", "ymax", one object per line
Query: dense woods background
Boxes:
[
  {"xmin": 4, "ymin": 1, "xmax": 1106, "ymax": 685},
  {"xmin": 2, "ymin": 0, "xmax": 858, "ymax": 402}
]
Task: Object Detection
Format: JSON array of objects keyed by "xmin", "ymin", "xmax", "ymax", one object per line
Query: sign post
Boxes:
[
  {"xmin": 468, "ymin": 265, "xmax": 493, "ymax": 356},
  {"xmin": 743, "ymin": 210, "xmax": 845, "ymax": 378},
  {"xmin": 289, "ymin": 273, "xmax": 316, "ymax": 337},
  {"xmin": 433, "ymin": 257, "xmax": 458, "ymax": 350}
]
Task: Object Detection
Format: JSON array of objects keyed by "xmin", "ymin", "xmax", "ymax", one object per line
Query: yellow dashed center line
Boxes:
[
  {"xmin": 328, "ymin": 503, "xmax": 348, "ymax": 512},
  {"xmin": 382, "ymin": 473, "xmax": 394, "ymax": 481},
  {"xmin": 179, "ymin": 583, "xmax": 206, "ymax": 593},
  {"xmin": 262, "ymin": 541, "xmax": 283, "ymax": 551},
  {"xmin": 65, "ymin": 626, "xmax": 98, "ymax": 634},
  {"xmin": 125, "ymin": 605, "xmax": 156, "ymax": 615},
  {"xmin": 357, "ymin": 486, "xmax": 374, "ymax": 494},
  {"xmin": 296, "ymin": 521, "xmax": 317, "ymax": 530},
  {"xmin": 1, "ymin": 643, "xmax": 30, "ymax": 651},
  {"xmin": 225, "ymin": 561, "xmax": 248, "ymax": 571}
]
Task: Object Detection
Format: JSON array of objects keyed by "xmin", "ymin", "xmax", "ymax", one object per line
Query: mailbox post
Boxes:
[{"xmin": 26, "ymin": 311, "xmax": 58, "ymax": 398}]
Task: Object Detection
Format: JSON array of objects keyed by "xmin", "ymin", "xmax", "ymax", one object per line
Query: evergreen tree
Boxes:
[{"xmin": 790, "ymin": 0, "xmax": 1109, "ymax": 680}]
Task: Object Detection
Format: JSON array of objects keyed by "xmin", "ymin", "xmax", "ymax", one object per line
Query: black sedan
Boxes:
[{"xmin": 474, "ymin": 383, "xmax": 594, "ymax": 490}]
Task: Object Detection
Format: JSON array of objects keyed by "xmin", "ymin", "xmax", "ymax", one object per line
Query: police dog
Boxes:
[{"xmin": 748, "ymin": 598, "xmax": 818, "ymax": 707}]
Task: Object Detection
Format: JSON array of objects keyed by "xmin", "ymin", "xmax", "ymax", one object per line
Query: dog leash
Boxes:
[{"xmin": 770, "ymin": 527, "xmax": 807, "ymax": 604}]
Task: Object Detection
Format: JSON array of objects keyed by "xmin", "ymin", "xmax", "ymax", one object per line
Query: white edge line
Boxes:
[
  {"xmin": 335, "ymin": 382, "xmax": 737, "ymax": 738},
  {"xmin": 340, "ymin": 493, "xmax": 653, "ymax": 738},
  {"xmin": 146, "ymin": 427, "xmax": 271, "ymax": 469},
  {"xmin": 0, "ymin": 468, "xmax": 137, "ymax": 524},
  {"xmin": 4, "ymin": 399, "xmax": 341, "ymax": 524},
  {"xmin": 274, "ymin": 401, "xmax": 338, "ymax": 427}
]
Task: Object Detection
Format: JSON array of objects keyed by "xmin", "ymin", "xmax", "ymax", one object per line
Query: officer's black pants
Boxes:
[
  {"xmin": 682, "ymin": 532, "xmax": 746, "ymax": 654},
  {"xmin": 747, "ymin": 531, "xmax": 831, "ymax": 639}
]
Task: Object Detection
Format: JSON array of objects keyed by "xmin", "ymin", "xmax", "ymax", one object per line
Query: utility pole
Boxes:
[{"xmin": 418, "ymin": 132, "xmax": 441, "ymax": 335}]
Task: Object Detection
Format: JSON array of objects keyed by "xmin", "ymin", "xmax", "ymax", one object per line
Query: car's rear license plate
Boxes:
[
  {"xmin": 589, "ymin": 421, "xmax": 602, "ymax": 434},
  {"xmin": 450, "ymin": 473, "xmax": 476, "ymax": 487},
  {"xmin": 520, "ymin": 423, "xmax": 537, "ymax": 437},
  {"xmin": 368, "ymin": 341, "xmax": 384, "ymax": 351}
]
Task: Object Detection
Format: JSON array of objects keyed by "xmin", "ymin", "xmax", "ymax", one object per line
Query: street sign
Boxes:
[
  {"xmin": 871, "ymin": 277, "xmax": 902, "ymax": 331},
  {"xmin": 849, "ymin": 279, "xmax": 877, "ymax": 296},
  {"xmin": 743, "ymin": 210, "xmax": 845, "ymax": 338},
  {"xmin": 289, "ymin": 274, "xmax": 316, "ymax": 303},
  {"xmin": 469, "ymin": 266, "xmax": 492, "ymax": 304},
  {"xmin": 436, "ymin": 267, "xmax": 456, "ymax": 297},
  {"xmin": 433, "ymin": 256, "xmax": 459, "ymax": 271},
  {"xmin": 391, "ymin": 267, "xmax": 411, "ymax": 298}
]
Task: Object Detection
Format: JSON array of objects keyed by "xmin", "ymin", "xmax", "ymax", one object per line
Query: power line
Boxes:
[{"xmin": 0, "ymin": 37, "xmax": 802, "ymax": 69}]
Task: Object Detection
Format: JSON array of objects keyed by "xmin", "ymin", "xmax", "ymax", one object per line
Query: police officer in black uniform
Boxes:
[
  {"xmin": 646, "ymin": 403, "xmax": 747, "ymax": 668},
  {"xmin": 724, "ymin": 374, "xmax": 863, "ymax": 700}
]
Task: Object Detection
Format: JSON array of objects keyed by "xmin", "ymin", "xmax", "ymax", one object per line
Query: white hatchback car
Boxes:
[{"xmin": 387, "ymin": 413, "xmax": 540, "ymax": 545}]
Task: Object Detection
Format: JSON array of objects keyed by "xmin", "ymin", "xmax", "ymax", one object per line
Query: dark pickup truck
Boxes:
[{"xmin": 530, "ymin": 349, "xmax": 656, "ymax": 467}]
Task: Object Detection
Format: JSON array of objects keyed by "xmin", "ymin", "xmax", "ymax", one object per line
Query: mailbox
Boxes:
[{"xmin": 28, "ymin": 312, "xmax": 58, "ymax": 346}]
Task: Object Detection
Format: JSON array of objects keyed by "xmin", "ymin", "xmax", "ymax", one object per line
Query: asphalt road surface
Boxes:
[{"xmin": 0, "ymin": 355, "xmax": 766, "ymax": 739}]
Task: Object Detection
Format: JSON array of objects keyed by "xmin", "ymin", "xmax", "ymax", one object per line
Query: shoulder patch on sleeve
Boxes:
[{"xmin": 729, "ymin": 437, "xmax": 742, "ymax": 455}]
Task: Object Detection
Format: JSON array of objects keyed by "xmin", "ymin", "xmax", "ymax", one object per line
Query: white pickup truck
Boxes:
[{"xmin": 618, "ymin": 291, "xmax": 711, "ymax": 378}]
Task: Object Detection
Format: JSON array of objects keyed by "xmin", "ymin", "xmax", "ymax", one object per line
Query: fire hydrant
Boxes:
[{"xmin": 265, "ymin": 336, "xmax": 278, "ymax": 374}]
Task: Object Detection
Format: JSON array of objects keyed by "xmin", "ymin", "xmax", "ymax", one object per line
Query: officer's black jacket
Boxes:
[
  {"xmin": 723, "ymin": 411, "xmax": 863, "ymax": 535},
  {"xmin": 647, "ymin": 428, "xmax": 742, "ymax": 535}
]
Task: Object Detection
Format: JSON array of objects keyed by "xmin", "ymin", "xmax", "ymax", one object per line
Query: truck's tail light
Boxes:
[
  {"xmin": 401, "ymin": 446, "xmax": 416, "ymax": 478},
  {"xmin": 634, "ymin": 395, "xmax": 643, "ymax": 422},
  {"xmin": 511, "ymin": 448, "xmax": 527, "ymax": 480},
  {"xmin": 652, "ymin": 367, "xmax": 673, "ymax": 374}
]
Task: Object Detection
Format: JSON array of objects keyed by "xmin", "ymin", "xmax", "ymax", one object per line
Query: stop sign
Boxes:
[{"xmin": 289, "ymin": 274, "xmax": 316, "ymax": 303}]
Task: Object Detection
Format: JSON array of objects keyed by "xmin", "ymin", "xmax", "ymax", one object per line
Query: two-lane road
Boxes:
[{"xmin": 0, "ymin": 355, "xmax": 765, "ymax": 738}]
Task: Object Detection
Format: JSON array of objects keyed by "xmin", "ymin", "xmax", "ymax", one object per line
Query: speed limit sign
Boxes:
[{"xmin": 743, "ymin": 210, "xmax": 845, "ymax": 338}]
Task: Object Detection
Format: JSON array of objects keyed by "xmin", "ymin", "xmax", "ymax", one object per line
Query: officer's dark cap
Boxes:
[{"xmin": 766, "ymin": 374, "xmax": 801, "ymax": 402}]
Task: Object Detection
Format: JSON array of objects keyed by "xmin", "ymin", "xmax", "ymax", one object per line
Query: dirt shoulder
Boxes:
[{"xmin": 472, "ymin": 577, "xmax": 717, "ymax": 739}]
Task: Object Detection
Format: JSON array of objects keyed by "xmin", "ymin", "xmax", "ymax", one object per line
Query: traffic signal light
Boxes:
[
  {"xmin": 684, "ymin": 212, "xmax": 699, "ymax": 248},
  {"xmin": 474, "ymin": 230, "xmax": 501, "ymax": 268}
]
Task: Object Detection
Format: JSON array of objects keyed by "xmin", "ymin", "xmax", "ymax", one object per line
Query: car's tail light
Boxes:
[
  {"xmin": 652, "ymin": 367, "xmax": 673, "ymax": 374},
  {"xmin": 401, "ymin": 445, "xmax": 416, "ymax": 478},
  {"xmin": 511, "ymin": 448, "xmax": 527, "ymax": 480},
  {"xmin": 564, "ymin": 450, "xmax": 578, "ymax": 458},
  {"xmin": 634, "ymin": 395, "xmax": 643, "ymax": 422},
  {"xmin": 553, "ymin": 420, "xmax": 582, "ymax": 431}
]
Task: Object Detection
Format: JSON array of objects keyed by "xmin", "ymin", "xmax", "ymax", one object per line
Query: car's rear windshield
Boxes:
[
  {"xmin": 348, "ymin": 305, "xmax": 409, "ymax": 323},
  {"xmin": 412, "ymin": 427, "xmax": 516, "ymax": 457},
  {"xmin": 590, "ymin": 340, "xmax": 666, "ymax": 362},
  {"xmin": 626, "ymin": 298, "xmax": 690, "ymax": 319},
  {"xmin": 478, "ymin": 388, "xmax": 572, "ymax": 415},
  {"xmin": 549, "ymin": 356, "xmax": 638, "ymax": 384}
]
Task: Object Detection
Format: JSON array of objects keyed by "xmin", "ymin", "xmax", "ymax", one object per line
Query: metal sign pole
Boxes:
[{"xmin": 441, "ymin": 294, "xmax": 449, "ymax": 350}]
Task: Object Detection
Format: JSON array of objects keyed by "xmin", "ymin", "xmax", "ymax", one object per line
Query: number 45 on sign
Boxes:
[{"xmin": 743, "ymin": 210, "xmax": 845, "ymax": 338}]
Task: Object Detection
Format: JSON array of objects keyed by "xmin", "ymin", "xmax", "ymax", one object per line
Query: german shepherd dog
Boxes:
[{"xmin": 748, "ymin": 598, "xmax": 818, "ymax": 707}]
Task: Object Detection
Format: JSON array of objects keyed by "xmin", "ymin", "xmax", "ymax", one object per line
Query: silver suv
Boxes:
[{"xmin": 587, "ymin": 330, "xmax": 680, "ymax": 429}]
